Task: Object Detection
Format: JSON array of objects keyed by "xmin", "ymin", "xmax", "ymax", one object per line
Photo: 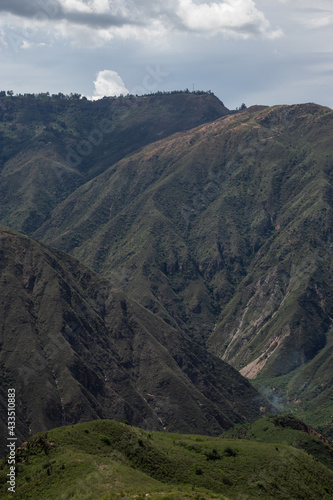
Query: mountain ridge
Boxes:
[
  {"xmin": 0, "ymin": 92, "xmax": 229, "ymax": 234},
  {"xmin": 0, "ymin": 225, "xmax": 272, "ymax": 457},
  {"xmin": 31, "ymin": 101, "xmax": 333, "ymax": 437},
  {"xmin": 0, "ymin": 94, "xmax": 332, "ymax": 438}
]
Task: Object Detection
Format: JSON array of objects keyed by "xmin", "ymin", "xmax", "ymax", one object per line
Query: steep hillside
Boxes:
[
  {"xmin": 0, "ymin": 226, "xmax": 270, "ymax": 457},
  {"xmin": 0, "ymin": 92, "xmax": 229, "ymax": 233},
  {"xmin": 33, "ymin": 103, "xmax": 333, "ymax": 436},
  {"xmin": 222, "ymin": 414, "xmax": 333, "ymax": 471},
  {"xmin": 1, "ymin": 419, "xmax": 333, "ymax": 499}
]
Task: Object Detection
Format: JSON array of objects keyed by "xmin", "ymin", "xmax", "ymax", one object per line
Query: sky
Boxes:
[{"xmin": 0, "ymin": 0, "xmax": 332, "ymax": 109}]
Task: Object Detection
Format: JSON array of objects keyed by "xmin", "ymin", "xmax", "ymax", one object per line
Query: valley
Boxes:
[{"xmin": 0, "ymin": 91, "xmax": 332, "ymax": 498}]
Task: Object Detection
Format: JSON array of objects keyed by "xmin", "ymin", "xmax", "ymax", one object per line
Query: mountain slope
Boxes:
[
  {"xmin": 0, "ymin": 226, "xmax": 271, "ymax": 456},
  {"xmin": 222, "ymin": 414, "xmax": 333, "ymax": 471},
  {"xmin": 0, "ymin": 92, "xmax": 229, "ymax": 233},
  {"xmin": 1, "ymin": 419, "xmax": 333, "ymax": 499},
  {"xmin": 33, "ymin": 103, "xmax": 333, "ymax": 435}
]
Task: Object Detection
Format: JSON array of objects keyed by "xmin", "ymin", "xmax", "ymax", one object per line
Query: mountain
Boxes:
[
  {"xmin": 30, "ymin": 102, "xmax": 333, "ymax": 438},
  {"xmin": 0, "ymin": 92, "xmax": 229, "ymax": 234},
  {"xmin": 0, "ymin": 226, "xmax": 271, "ymax": 457},
  {"xmin": 0, "ymin": 94, "xmax": 332, "ymax": 438},
  {"xmin": 1, "ymin": 419, "xmax": 333, "ymax": 499}
]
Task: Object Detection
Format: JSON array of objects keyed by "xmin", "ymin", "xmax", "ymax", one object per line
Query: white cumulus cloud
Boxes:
[
  {"xmin": 177, "ymin": 0, "xmax": 280, "ymax": 37},
  {"xmin": 92, "ymin": 70, "xmax": 129, "ymax": 99}
]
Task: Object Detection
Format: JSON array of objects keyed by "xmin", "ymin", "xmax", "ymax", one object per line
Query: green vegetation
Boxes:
[
  {"xmin": 1, "ymin": 419, "xmax": 333, "ymax": 499},
  {"xmin": 222, "ymin": 414, "xmax": 333, "ymax": 471},
  {"xmin": 0, "ymin": 94, "xmax": 332, "ymax": 447}
]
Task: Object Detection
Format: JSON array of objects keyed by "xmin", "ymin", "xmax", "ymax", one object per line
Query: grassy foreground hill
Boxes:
[
  {"xmin": 0, "ymin": 226, "xmax": 272, "ymax": 457},
  {"xmin": 222, "ymin": 414, "xmax": 333, "ymax": 471},
  {"xmin": 1, "ymin": 418, "xmax": 333, "ymax": 499}
]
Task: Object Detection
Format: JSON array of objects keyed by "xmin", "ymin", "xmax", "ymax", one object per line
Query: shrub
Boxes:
[
  {"xmin": 205, "ymin": 448, "xmax": 221, "ymax": 461},
  {"xmin": 223, "ymin": 446, "xmax": 238, "ymax": 457},
  {"xmin": 100, "ymin": 435, "xmax": 111, "ymax": 446}
]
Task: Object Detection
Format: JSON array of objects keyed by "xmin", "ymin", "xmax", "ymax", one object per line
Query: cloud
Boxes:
[
  {"xmin": 0, "ymin": 0, "xmax": 140, "ymax": 28},
  {"xmin": 92, "ymin": 70, "xmax": 129, "ymax": 99},
  {"xmin": 296, "ymin": 7, "xmax": 333, "ymax": 30},
  {"xmin": 0, "ymin": 0, "xmax": 281, "ymax": 44},
  {"xmin": 176, "ymin": 0, "xmax": 280, "ymax": 37},
  {"xmin": 0, "ymin": 0, "xmax": 44, "ymax": 18}
]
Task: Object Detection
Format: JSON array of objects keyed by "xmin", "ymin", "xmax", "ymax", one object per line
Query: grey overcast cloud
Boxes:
[{"xmin": 0, "ymin": 0, "xmax": 332, "ymax": 109}]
